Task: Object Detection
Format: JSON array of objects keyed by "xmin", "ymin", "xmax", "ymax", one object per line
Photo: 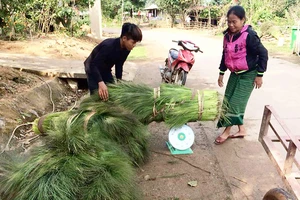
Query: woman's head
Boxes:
[{"xmin": 226, "ymin": 6, "xmax": 246, "ymax": 34}]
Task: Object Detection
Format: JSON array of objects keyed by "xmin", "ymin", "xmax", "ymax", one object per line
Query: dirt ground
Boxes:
[
  {"xmin": 0, "ymin": 30, "xmax": 299, "ymax": 199},
  {"xmin": 0, "ymin": 34, "xmax": 94, "ymax": 153}
]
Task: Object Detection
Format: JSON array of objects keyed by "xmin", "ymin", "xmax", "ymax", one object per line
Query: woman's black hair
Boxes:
[
  {"xmin": 227, "ymin": 5, "xmax": 246, "ymax": 20},
  {"xmin": 121, "ymin": 23, "xmax": 142, "ymax": 42}
]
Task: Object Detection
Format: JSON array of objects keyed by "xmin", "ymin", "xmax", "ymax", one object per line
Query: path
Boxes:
[{"xmin": 1, "ymin": 27, "xmax": 300, "ymax": 199}]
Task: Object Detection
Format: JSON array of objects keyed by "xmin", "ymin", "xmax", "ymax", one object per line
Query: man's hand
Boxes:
[
  {"xmin": 218, "ymin": 75, "xmax": 224, "ymax": 87},
  {"xmin": 254, "ymin": 77, "xmax": 263, "ymax": 89},
  {"xmin": 98, "ymin": 81, "xmax": 109, "ymax": 101}
]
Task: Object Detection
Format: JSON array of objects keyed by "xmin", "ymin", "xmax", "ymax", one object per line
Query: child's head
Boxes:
[
  {"xmin": 226, "ymin": 6, "xmax": 246, "ymax": 34},
  {"xmin": 120, "ymin": 23, "xmax": 142, "ymax": 51}
]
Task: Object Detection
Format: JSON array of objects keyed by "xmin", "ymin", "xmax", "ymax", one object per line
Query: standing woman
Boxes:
[{"xmin": 214, "ymin": 5, "xmax": 268, "ymax": 144}]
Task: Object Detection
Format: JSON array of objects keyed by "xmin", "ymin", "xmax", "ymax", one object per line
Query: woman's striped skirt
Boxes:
[{"xmin": 217, "ymin": 70, "xmax": 257, "ymax": 128}]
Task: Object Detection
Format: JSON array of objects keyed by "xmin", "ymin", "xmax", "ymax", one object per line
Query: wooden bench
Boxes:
[{"xmin": 259, "ymin": 105, "xmax": 300, "ymax": 199}]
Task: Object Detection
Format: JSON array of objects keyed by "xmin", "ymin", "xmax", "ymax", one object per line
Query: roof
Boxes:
[{"xmin": 144, "ymin": 4, "xmax": 159, "ymax": 10}]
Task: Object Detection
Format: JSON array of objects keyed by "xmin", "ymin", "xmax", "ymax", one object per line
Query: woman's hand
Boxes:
[
  {"xmin": 254, "ymin": 77, "xmax": 263, "ymax": 89},
  {"xmin": 98, "ymin": 81, "xmax": 109, "ymax": 101},
  {"xmin": 218, "ymin": 75, "xmax": 224, "ymax": 87},
  {"xmin": 254, "ymin": 76, "xmax": 262, "ymax": 89}
]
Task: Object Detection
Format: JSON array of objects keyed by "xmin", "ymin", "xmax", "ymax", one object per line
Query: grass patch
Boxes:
[
  {"xmin": 262, "ymin": 39, "xmax": 300, "ymax": 64},
  {"xmin": 127, "ymin": 45, "xmax": 147, "ymax": 60},
  {"xmin": 262, "ymin": 40, "xmax": 293, "ymax": 56}
]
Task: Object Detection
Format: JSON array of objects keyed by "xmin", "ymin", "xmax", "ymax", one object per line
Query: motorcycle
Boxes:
[{"xmin": 160, "ymin": 40, "xmax": 203, "ymax": 86}]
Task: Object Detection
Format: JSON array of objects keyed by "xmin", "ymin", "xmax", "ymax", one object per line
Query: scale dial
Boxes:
[{"xmin": 168, "ymin": 125, "xmax": 195, "ymax": 150}]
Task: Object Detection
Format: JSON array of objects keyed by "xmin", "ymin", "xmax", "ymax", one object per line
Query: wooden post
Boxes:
[
  {"xmin": 89, "ymin": 0, "xmax": 103, "ymax": 39},
  {"xmin": 284, "ymin": 142, "xmax": 297, "ymax": 175},
  {"xmin": 258, "ymin": 105, "xmax": 272, "ymax": 142}
]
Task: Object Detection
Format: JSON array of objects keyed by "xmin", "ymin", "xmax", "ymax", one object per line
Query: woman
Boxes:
[{"xmin": 215, "ymin": 5, "xmax": 268, "ymax": 144}]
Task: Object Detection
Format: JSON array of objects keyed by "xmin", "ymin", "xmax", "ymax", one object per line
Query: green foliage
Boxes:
[
  {"xmin": 238, "ymin": 0, "xmax": 300, "ymax": 25},
  {"xmin": 101, "ymin": 0, "xmax": 122, "ymax": 19},
  {"xmin": 0, "ymin": 0, "xmax": 92, "ymax": 38},
  {"xmin": 101, "ymin": 0, "xmax": 147, "ymax": 19},
  {"xmin": 157, "ymin": 0, "xmax": 191, "ymax": 27},
  {"xmin": 199, "ymin": 6, "xmax": 222, "ymax": 19},
  {"xmin": 210, "ymin": 0, "xmax": 231, "ymax": 5}
]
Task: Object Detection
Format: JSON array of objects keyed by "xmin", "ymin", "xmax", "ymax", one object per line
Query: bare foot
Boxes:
[
  {"xmin": 229, "ymin": 125, "xmax": 247, "ymax": 138},
  {"xmin": 214, "ymin": 126, "xmax": 232, "ymax": 144}
]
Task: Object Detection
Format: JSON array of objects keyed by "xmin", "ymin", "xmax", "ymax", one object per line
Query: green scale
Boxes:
[{"xmin": 166, "ymin": 125, "xmax": 194, "ymax": 155}]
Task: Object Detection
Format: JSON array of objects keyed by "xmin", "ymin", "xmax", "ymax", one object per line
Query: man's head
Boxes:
[{"xmin": 120, "ymin": 23, "xmax": 142, "ymax": 51}]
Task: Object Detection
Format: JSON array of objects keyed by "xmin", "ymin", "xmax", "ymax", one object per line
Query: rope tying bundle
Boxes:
[
  {"xmin": 197, "ymin": 90, "xmax": 204, "ymax": 120},
  {"xmin": 152, "ymin": 87, "xmax": 161, "ymax": 117}
]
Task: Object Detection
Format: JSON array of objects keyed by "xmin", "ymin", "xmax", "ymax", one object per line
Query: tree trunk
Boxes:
[
  {"xmin": 171, "ymin": 15, "xmax": 175, "ymax": 28},
  {"xmin": 208, "ymin": 8, "xmax": 211, "ymax": 27}
]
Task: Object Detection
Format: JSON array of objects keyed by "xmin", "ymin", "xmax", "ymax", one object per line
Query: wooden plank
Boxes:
[
  {"xmin": 286, "ymin": 174, "xmax": 300, "ymax": 199},
  {"xmin": 259, "ymin": 106, "xmax": 272, "ymax": 142},
  {"xmin": 267, "ymin": 105, "xmax": 300, "ymax": 149},
  {"xmin": 269, "ymin": 121, "xmax": 289, "ymax": 151},
  {"xmin": 269, "ymin": 135, "xmax": 300, "ymax": 142},
  {"xmin": 263, "ymin": 138, "xmax": 300, "ymax": 199},
  {"xmin": 285, "ymin": 142, "xmax": 297, "ymax": 175},
  {"xmin": 57, "ymin": 72, "xmax": 87, "ymax": 79},
  {"xmin": 263, "ymin": 136, "xmax": 286, "ymax": 173}
]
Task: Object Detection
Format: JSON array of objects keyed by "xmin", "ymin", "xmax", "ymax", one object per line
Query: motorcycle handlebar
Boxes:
[{"xmin": 172, "ymin": 40, "xmax": 203, "ymax": 53}]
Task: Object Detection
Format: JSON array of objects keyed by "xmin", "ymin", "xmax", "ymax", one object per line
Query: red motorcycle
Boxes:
[{"xmin": 160, "ymin": 40, "xmax": 203, "ymax": 85}]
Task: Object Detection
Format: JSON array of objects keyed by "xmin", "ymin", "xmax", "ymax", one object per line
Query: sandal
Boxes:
[{"xmin": 228, "ymin": 134, "xmax": 246, "ymax": 139}]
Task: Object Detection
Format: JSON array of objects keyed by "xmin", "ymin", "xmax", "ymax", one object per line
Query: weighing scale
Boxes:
[{"xmin": 166, "ymin": 124, "xmax": 195, "ymax": 155}]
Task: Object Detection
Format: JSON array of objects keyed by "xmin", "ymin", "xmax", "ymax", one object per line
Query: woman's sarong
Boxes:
[{"xmin": 217, "ymin": 70, "xmax": 257, "ymax": 128}]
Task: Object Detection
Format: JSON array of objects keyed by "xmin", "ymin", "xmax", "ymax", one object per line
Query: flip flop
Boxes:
[
  {"xmin": 228, "ymin": 134, "xmax": 246, "ymax": 139},
  {"xmin": 214, "ymin": 136, "xmax": 228, "ymax": 145}
]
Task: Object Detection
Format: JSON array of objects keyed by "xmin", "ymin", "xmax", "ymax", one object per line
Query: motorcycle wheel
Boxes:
[
  {"xmin": 262, "ymin": 188, "xmax": 294, "ymax": 200},
  {"xmin": 174, "ymin": 70, "xmax": 187, "ymax": 86}
]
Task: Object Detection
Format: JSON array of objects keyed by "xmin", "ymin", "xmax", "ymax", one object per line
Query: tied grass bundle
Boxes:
[
  {"xmin": 78, "ymin": 101, "xmax": 150, "ymax": 164},
  {"xmin": 0, "ymin": 143, "xmax": 139, "ymax": 200},
  {"xmin": 163, "ymin": 90, "xmax": 220, "ymax": 127},
  {"xmin": 1, "ymin": 111, "xmax": 142, "ymax": 200},
  {"xmin": 11, "ymin": 81, "xmax": 222, "ymax": 200},
  {"xmin": 107, "ymin": 82, "xmax": 221, "ymax": 127},
  {"xmin": 32, "ymin": 111, "xmax": 65, "ymax": 134},
  {"xmin": 32, "ymin": 101, "xmax": 150, "ymax": 164}
]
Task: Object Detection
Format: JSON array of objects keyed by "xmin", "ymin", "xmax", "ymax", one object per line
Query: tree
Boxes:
[
  {"xmin": 101, "ymin": 0, "xmax": 147, "ymax": 19},
  {"xmin": 157, "ymin": 0, "xmax": 192, "ymax": 27},
  {"xmin": 0, "ymin": 0, "xmax": 93, "ymax": 38}
]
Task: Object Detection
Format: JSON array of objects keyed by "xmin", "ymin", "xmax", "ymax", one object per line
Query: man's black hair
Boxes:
[{"xmin": 120, "ymin": 23, "xmax": 142, "ymax": 42}]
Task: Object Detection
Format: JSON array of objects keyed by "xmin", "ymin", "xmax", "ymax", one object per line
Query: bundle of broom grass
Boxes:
[
  {"xmin": 106, "ymin": 82, "xmax": 221, "ymax": 127},
  {"xmin": 32, "ymin": 101, "xmax": 150, "ymax": 164},
  {"xmin": 0, "ymin": 103, "xmax": 147, "ymax": 200},
  {"xmin": 1, "ymin": 82, "xmax": 223, "ymax": 200}
]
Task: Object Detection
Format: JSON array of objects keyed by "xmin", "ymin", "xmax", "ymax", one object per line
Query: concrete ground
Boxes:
[{"xmin": 1, "ymin": 27, "xmax": 300, "ymax": 199}]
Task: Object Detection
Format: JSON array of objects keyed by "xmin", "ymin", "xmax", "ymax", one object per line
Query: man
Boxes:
[{"xmin": 84, "ymin": 22, "xmax": 142, "ymax": 100}]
